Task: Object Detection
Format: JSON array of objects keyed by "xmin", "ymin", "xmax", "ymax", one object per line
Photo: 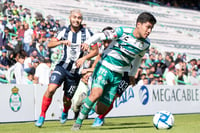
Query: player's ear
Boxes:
[{"xmin": 136, "ymin": 22, "xmax": 142, "ymax": 28}]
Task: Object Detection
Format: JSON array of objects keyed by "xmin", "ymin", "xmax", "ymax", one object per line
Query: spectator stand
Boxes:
[{"xmin": 0, "ymin": 0, "xmax": 198, "ymax": 85}]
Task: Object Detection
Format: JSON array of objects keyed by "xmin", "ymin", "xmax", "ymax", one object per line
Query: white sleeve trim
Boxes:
[{"xmin": 84, "ymin": 33, "xmax": 106, "ymax": 46}]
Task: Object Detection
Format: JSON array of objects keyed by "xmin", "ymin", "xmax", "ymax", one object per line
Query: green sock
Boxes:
[
  {"xmin": 92, "ymin": 102, "xmax": 97, "ymax": 111},
  {"xmin": 76, "ymin": 97, "xmax": 94, "ymax": 125}
]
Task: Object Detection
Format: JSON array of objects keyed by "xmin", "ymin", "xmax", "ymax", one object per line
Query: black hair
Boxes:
[
  {"xmin": 18, "ymin": 54, "xmax": 25, "ymax": 59},
  {"xmin": 136, "ymin": 12, "xmax": 157, "ymax": 25},
  {"xmin": 44, "ymin": 58, "xmax": 51, "ymax": 64},
  {"xmin": 4, "ymin": 27, "xmax": 10, "ymax": 32},
  {"xmin": 102, "ymin": 26, "xmax": 113, "ymax": 32}
]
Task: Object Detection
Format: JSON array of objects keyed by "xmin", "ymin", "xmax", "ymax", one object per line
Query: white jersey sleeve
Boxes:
[
  {"xmin": 128, "ymin": 52, "xmax": 145, "ymax": 76},
  {"xmin": 56, "ymin": 28, "xmax": 66, "ymax": 40},
  {"xmin": 84, "ymin": 33, "xmax": 106, "ymax": 46},
  {"xmin": 84, "ymin": 27, "xmax": 123, "ymax": 46}
]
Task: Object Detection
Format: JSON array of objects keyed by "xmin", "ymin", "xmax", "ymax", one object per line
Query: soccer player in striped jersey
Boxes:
[
  {"xmin": 71, "ymin": 12, "xmax": 156, "ymax": 130},
  {"xmin": 35, "ymin": 9, "xmax": 98, "ymax": 127}
]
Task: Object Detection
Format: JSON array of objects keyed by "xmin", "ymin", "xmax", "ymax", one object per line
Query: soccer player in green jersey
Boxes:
[{"xmin": 71, "ymin": 12, "xmax": 157, "ymax": 130}]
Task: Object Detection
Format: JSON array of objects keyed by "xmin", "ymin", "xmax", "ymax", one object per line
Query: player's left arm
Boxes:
[{"xmin": 81, "ymin": 27, "xmax": 123, "ymax": 50}]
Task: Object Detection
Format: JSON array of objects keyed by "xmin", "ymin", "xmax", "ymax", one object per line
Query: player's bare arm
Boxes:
[
  {"xmin": 76, "ymin": 44, "xmax": 99, "ymax": 68},
  {"xmin": 81, "ymin": 72, "xmax": 93, "ymax": 84},
  {"xmin": 47, "ymin": 37, "xmax": 71, "ymax": 48},
  {"xmin": 81, "ymin": 43, "xmax": 89, "ymax": 51}
]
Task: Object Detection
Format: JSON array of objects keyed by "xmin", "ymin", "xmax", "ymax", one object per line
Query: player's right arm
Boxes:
[
  {"xmin": 48, "ymin": 38, "xmax": 71, "ymax": 48},
  {"xmin": 81, "ymin": 53, "xmax": 101, "ymax": 74},
  {"xmin": 47, "ymin": 28, "xmax": 71, "ymax": 48},
  {"xmin": 80, "ymin": 53, "xmax": 101, "ymax": 84}
]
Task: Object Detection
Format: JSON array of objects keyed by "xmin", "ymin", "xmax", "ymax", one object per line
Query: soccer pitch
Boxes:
[{"xmin": 0, "ymin": 114, "xmax": 199, "ymax": 133}]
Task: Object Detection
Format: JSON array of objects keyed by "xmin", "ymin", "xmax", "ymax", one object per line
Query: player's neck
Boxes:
[
  {"xmin": 71, "ymin": 26, "xmax": 81, "ymax": 33},
  {"xmin": 133, "ymin": 29, "xmax": 140, "ymax": 39}
]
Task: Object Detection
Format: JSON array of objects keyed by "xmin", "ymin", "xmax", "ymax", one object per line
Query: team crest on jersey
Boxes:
[{"xmin": 139, "ymin": 42, "xmax": 144, "ymax": 48}]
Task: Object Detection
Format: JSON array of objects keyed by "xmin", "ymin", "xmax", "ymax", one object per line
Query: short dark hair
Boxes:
[
  {"xmin": 18, "ymin": 54, "xmax": 25, "ymax": 59},
  {"xmin": 136, "ymin": 12, "xmax": 157, "ymax": 25},
  {"xmin": 44, "ymin": 58, "xmax": 51, "ymax": 64},
  {"xmin": 102, "ymin": 26, "xmax": 113, "ymax": 32}
]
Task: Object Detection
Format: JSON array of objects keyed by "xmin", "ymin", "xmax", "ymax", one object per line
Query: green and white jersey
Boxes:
[{"xmin": 85, "ymin": 26, "xmax": 150, "ymax": 75}]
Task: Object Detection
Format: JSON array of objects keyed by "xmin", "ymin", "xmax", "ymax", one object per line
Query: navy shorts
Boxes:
[{"xmin": 49, "ymin": 65, "xmax": 81, "ymax": 99}]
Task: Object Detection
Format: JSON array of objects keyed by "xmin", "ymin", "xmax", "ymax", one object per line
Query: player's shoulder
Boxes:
[
  {"xmin": 60, "ymin": 25, "xmax": 70, "ymax": 32},
  {"xmin": 116, "ymin": 26, "xmax": 134, "ymax": 33},
  {"xmin": 56, "ymin": 26, "xmax": 67, "ymax": 34},
  {"xmin": 84, "ymin": 27, "xmax": 93, "ymax": 36},
  {"xmin": 142, "ymin": 37, "xmax": 151, "ymax": 45},
  {"xmin": 79, "ymin": 25, "xmax": 93, "ymax": 36},
  {"xmin": 115, "ymin": 26, "xmax": 134, "ymax": 37}
]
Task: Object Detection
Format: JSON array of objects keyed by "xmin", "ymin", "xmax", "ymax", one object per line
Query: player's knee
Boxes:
[
  {"xmin": 63, "ymin": 96, "xmax": 71, "ymax": 106},
  {"xmin": 63, "ymin": 96, "xmax": 71, "ymax": 101},
  {"xmin": 89, "ymin": 87, "xmax": 103, "ymax": 101},
  {"xmin": 46, "ymin": 85, "xmax": 58, "ymax": 97}
]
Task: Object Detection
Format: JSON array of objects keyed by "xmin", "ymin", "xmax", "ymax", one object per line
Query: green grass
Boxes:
[{"xmin": 0, "ymin": 114, "xmax": 200, "ymax": 133}]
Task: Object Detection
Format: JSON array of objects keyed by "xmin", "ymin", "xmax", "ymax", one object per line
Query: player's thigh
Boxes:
[
  {"xmin": 49, "ymin": 65, "xmax": 66, "ymax": 86},
  {"xmin": 98, "ymin": 83, "xmax": 118, "ymax": 107},
  {"xmin": 89, "ymin": 87, "xmax": 104, "ymax": 102},
  {"xmin": 91, "ymin": 63, "xmax": 111, "ymax": 90},
  {"xmin": 46, "ymin": 66, "xmax": 66, "ymax": 96}
]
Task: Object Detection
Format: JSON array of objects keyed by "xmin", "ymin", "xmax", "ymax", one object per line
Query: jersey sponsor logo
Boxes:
[
  {"xmin": 139, "ymin": 85, "xmax": 149, "ymax": 105},
  {"xmin": 121, "ymin": 35, "xmax": 135, "ymax": 45},
  {"xmin": 121, "ymin": 35, "xmax": 146, "ymax": 50},
  {"xmin": 118, "ymin": 43, "xmax": 136, "ymax": 57},
  {"xmin": 98, "ymin": 67, "xmax": 108, "ymax": 76},
  {"xmin": 123, "ymin": 36, "xmax": 129, "ymax": 41}
]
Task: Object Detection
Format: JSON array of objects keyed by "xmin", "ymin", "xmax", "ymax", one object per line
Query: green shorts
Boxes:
[{"xmin": 92, "ymin": 63, "xmax": 122, "ymax": 106}]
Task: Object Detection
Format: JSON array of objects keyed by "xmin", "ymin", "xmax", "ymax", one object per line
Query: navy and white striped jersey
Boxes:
[{"xmin": 55, "ymin": 25, "xmax": 93, "ymax": 73}]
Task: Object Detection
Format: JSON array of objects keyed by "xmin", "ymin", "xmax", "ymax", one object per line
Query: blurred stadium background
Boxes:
[
  {"xmin": 14, "ymin": 0, "xmax": 200, "ymax": 59},
  {"xmin": 1, "ymin": 0, "xmax": 200, "ymax": 131}
]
